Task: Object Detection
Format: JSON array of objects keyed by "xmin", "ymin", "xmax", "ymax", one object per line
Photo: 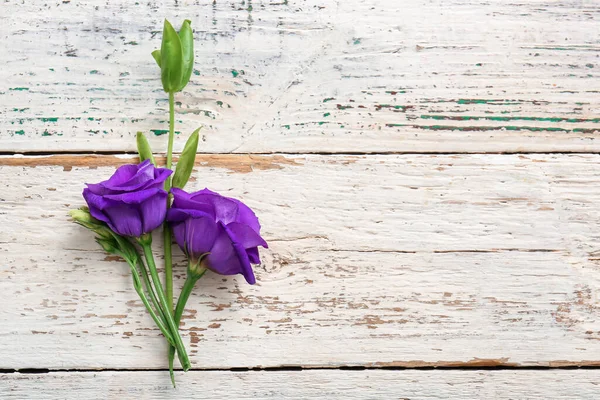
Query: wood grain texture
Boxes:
[
  {"xmin": 2, "ymin": 370, "xmax": 600, "ymax": 399},
  {"xmin": 1, "ymin": 154, "xmax": 600, "ymax": 369},
  {"xmin": 1, "ymin": 0, "xmax": 600, "ymax": 153}
]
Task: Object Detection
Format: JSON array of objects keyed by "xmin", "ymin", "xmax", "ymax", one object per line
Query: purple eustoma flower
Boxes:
[
  {"xmin": 82, "ymin": 160, "xmax": 172, "ymax": 237},
  {"xmin": 167, "ymin": 188, "xmax": 268, "ymax": 284}
]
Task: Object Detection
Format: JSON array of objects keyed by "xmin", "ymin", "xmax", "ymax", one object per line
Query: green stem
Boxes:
[
  {"xmin": 168, "ymin": 265, "xmax": 207, "ymax": 385},
  {"xmin": 166, "ymin": 92, "xmax": 175, "ymax": 171},
  {"xmin": 139, "ymin": 238, "xmax": 191, "ymax": 372},
  {"xmin": 164, "ymin": 91, "xmax": 175, "ymax": 316},
  {"xmin": 174, "ymin": 269, "xmax": 206, "ymax": 325},
  {"xmin": 165, "ymin": 91, "xmax": 177, "ymax": 385},
  {"xmin": 127, "ymin": 261, "xmax": 175, "ymax": 346},
  {"xmin": 137, "ymin": 258, "xmax": 167, "ymax": 327}
]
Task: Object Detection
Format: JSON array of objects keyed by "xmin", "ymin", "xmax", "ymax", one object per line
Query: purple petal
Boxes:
[
  {"xmin": 185, "ymin": 216, "xmax": 219, "ymax": 258},
  {"xmin": 226, "ymin": 222, "xmax": 268, "ymax": 249},
  {"xmin": 203, "ymin": 223, "xmax": 256, "ymax": 284},
  {"xmin": 104, "ymin": 187, "xmax": 166, "ymax": 204},
  {"xmin": 103, "ymin": 161, "xmax": 154, "ymax": 191},
  {"xmin": 86, "ymin": 161, "xmax": 172, "ymax": 194},
  {"xmin": 167, "ymin": 207, "xmax": 214, "ymax": 223},
  {"xmin": 171, "ymin": 188, "xmax": 216, "ymax": 219},
  {"xmin": 230, "ymin": 198, "xmax": 261, "ymax": 234},
  {"xmin": 139, "ymin": 190, "xmax": 168, "ymax": 233},
  {"xmin": 103, "ymin": 203, "xmax": 143, "ymax": 237},
  {"xmin": 83, "ymin": 188, "xmax": 113, "ymax": 225},
  {"xmin": 246, "ymin": 247, "xmax": 260, "ymax": 264},
  {"xmin": 204, "ymin": 224, "xmax": 242, "ymax": 275},
  {"xmin": 188, "ymin": 190, "xmax": 239, "ymax": 224},
  {"xmin": 171, "ymin": 220, "xmax": 187, "ymax": 254}
]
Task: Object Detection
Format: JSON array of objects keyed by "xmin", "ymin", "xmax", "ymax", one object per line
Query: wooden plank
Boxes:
[
  {"xmin": 2, "ymin": 370, "xmax": 600, "ymax": 399},
  {"xmin": 1, "ymin": 1, "xmax": 599, "ymax": 153},
  {"xmin": 1, "ymin": 154, "xmax": 600, "ymax": 369}
]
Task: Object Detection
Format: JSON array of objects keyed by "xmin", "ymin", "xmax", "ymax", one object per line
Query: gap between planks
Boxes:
[{"xmin": 3, "ymin": 364, "xmax": 600, "ymax": 375}]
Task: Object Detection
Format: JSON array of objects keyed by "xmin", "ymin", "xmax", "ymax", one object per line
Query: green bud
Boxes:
[
  {"xmin": 176, "ymin": 19, "xmax": 194, "ymax": 92},
  {"xmin": 160, "ymin": 19, "xmax": 183, "ymax": 93},
  {"xmin": 172, "ymin": 127, "xmax": 200, "ymax": 189},
  {"xmin": 152, "ymin": 19, "xmax": 194, "ymax": 93}
]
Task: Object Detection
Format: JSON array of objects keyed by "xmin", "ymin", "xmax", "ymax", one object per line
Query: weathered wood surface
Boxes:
[
  {"xmin": 1, "ymin": 0, "xmax": 600, "ymax": 153},
  {"xmin": 2, "ymin": 370, "xmax": 599, "ymax": 399},
  {"xmin": 1, "ymin": 154, "xmax": 600, "ymax": 369}
]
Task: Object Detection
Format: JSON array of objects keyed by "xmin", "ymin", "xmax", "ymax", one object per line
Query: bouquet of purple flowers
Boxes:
[{"xmin": 69, "ymin": 19, "xmax": 267, "ymax": 386}]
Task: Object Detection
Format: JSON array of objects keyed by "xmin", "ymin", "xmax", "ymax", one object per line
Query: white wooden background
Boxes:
[{"xmin": 1, "ymin": 0, "xmax": 600, "ymax": 398}]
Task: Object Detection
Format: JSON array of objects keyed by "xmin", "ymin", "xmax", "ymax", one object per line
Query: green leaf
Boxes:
[
  {"xmin": 172, "ymin": 127, "xmax": 201, "ymax": 189},
  {"xmin": 136, "ymin": 131, "xmax": 156, "ymax": 165},
  {"xmin": 160, "ymin": 19, "xmax": 184, "ymax": 93},
  {"xmin": 176, "ymin": 19, "xmax": 194, "ymax": 92},
  {"xmin": 151, "ymin": 50, "xmax": 162, "ymax": 68}
]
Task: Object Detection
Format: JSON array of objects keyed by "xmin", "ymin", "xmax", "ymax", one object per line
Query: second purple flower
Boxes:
[{"xmin": 167, "ymin": 187, "xmax": 268, "ymax": 284}]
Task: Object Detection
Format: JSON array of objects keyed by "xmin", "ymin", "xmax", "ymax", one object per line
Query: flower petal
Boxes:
[
  {"xmin": 171, "ymin": 188, "xmax": 216, "ymax": 219},
  {"xmin": 204, "ymin": 224, "xmax": 242, "ymax": 275},
  {"xmin": 246, "ymin": 247, "xmax": 260, "ymax": 264},
  {"xmin": 226, "ymin": 222, "xmax": 268, "ymax": 249},
  {"xmin": 185, "ymin": 215, "xmax": 219, "ymax": 258},
  {"xmin": 104, "ymin": 187, "xmax": 166, "ymax": 204},
  {"xmin": 189, "ymin": 189, "xmax": 239, "ymax": 224},
  {"xmin": 139, "ymin": 190, "xmax": 168, "ymax": 233},
  {"xmin": 103, "ymin": 203, "xmax": 143, "ymax": 237},
  {"xmin": 230, "ymin": 198, "xmax": 261, "ymax": 234}
]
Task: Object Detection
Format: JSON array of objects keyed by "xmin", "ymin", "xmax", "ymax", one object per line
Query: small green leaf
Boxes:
[
  {"xmin": 176, "ymin": 19, "xmax": 194, "ymax": 92},
  {"xmin": 151, "ymin": 50, "xmax": 162, "ymax": 68},
  {"xmin": 136, "ymin": 131, "xmax": 156, "ymax": 165},
  {"xmin": 172, "ymin": 127, "xmax": 201, "ymax": 189},
  {"xmin": 160, "ymin": 19, "xmax": 184, "ymax": 93}
]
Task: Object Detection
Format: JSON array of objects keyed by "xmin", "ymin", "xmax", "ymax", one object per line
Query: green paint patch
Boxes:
[
  {"xmin": 49, "ymin": 68, "xmax": 54, "ymax": 72},
  {"xmin": 216, "ymin": 100, "xmax": 224, "ymax": 107},
  {"xmin": 353, "ymin": 38, "xmax": 361, "ymax": 45},
  {"xmin": 283, "ymin": 125, "xmax": 290, "ymax": 129},
  {"xmin": 120, "ymin": 72, "xmax": 130, "ymax": 77},
  {"xmin": 318, "ymin": 121, "xmax": 326, "ymax": 126},
  {"xmin": 193, "ymin": 69, "xmax": 201, "ymax": 76},
  {"xmin": 323, "ymin": 97, "xmax": 335, "ymax": 102},
  {"xmin": 457, "ymin": 98, "xmax": 522, "ymax": 105},
  {"xmin": 375, "ymin": 104, "xmax": 411, "ymax": 112},
  {"xmin": 39, "ymin": 117, "xmax": 59, "ymax": 122},
  {"xmin": 13, "ymin": 108, "xmax": 28, "ymax": 112},
  {"xmin": 90, "ymin": 70, "xmax": 99, "ymax": 74},
  {"xmin": 385, "ymin": 123, "xmax": 576, "ymax": 133},
  {"xmin": 9, "ymin": 87, "xmax": 29, "ymax": 91},
  {"xmin": 151, "ymin": 129, "xmax": 183, "ymax": 136},
  {"xmin": 586, "ymin": 63, "xmax": 594, "ymax": 68},
  {"xmin": 475, "ymin": 63, "xmax": 483, "ymax": 66},
  {"xmin": 231, "ymin": 69, "xmax": 244, "ymax": 78},
  {"xmin": 15, "ymin": 130, "xmax": 25, "ymax": 135},
  {"xmin": 41, "ymin": 130, "xmax": 61, "ymax": 136},
  {"xmin": 323, "ymin": 112, "xmax": 331, "ymax": 117},
  {"xmin": 87, "ymin": 88, "xmax": 106, "ymax": 91},
  {"xmin": 420, "ymin": 115, "xmax": 600, "ymax": 123}
]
